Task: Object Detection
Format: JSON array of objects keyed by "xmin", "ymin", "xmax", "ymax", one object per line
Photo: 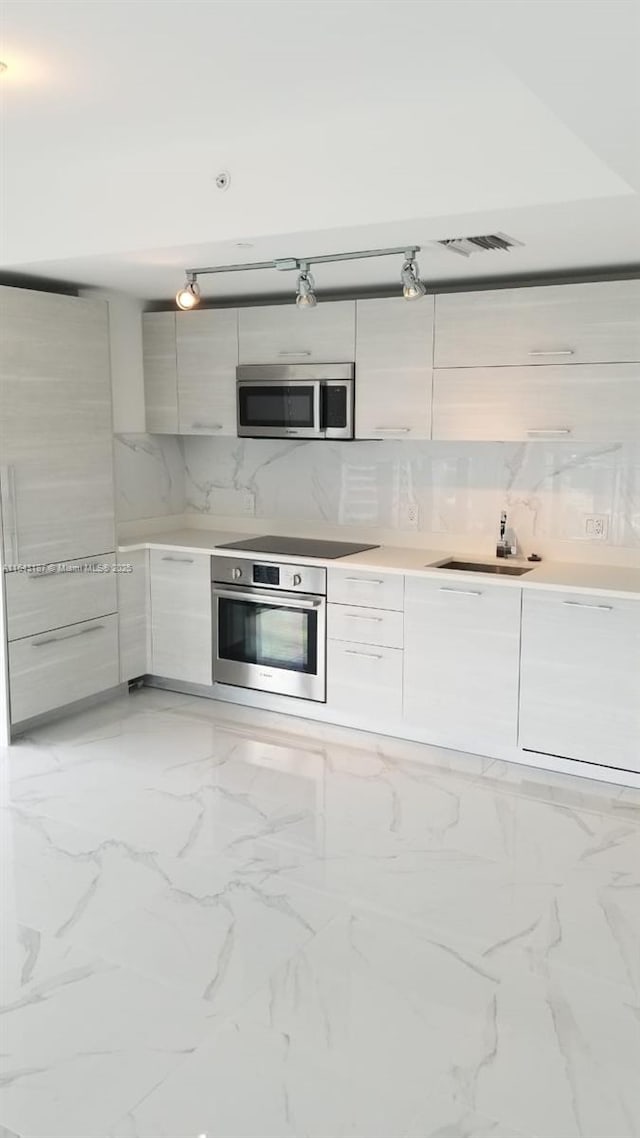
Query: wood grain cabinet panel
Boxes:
[
  {"xmin": 142, "ymin": 313, "xmax": 178, "ymax": 433},
  {"xmin": 434, "ymin": 280, "xmax": 640, "ymax": 367},
  {"xmin": 519, "ymin": 590, "xmax": 640, "ymax": 771},
  {"xmin": 238, "ymin": 301, "xmax": 355, "ymax": 364},
  {"xmin": 355, "ymin": 297, "xmax": 433, "ymax": 439},
  {"xmin": 403, "ymin": 577, "xmax": 521, "ymax": 750},
  {"xmin": 432, "ymin": 363, "xmax": 640, "ymax": 441},
  {"xmin": 176, "ymin": 309, "xmax": 238, "ymax": 435},
  {"xmin": 328, "ymin": 569, "xmax": 404, "ymax": 611},
  {"xmin": 149, "ymin": 550, "xmax": 212, "ymax": 685},
  {"xmin": 9, "ymin": 615, "xmax": 119, "ymax": 724},
  {"xmin": 5, "ymin": 553, "xmax": 117, "ymax": 642},
  {"xmin": 327, "ymin": 639, "xmax": 403, "ymax": 719}
]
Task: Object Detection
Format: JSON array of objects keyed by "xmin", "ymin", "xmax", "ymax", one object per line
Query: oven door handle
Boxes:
[{"xmin": 213, "ymin": 587, "xmax": 323, "ymax": 611}]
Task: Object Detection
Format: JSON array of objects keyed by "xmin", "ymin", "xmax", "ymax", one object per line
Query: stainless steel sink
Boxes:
[{"xmin": 434, "ymin": 559, "xmax": 533, "ymax": 576}]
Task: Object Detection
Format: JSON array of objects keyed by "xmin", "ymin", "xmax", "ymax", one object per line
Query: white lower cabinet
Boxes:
[
  {"xmin": 519, "ymin": 591, "xmax": 640, "ymax": 771},
  {"xmin": 117, "ymin": 550, "xmax": 150, "ymax": 682},
  {"xmin": 328, "ymin": 568, "xmax": 404, "ymax": 611},
  {"xmin": 5, "ymin": 553, "xmax": 117, "ymax": 642},
  {"xmin": 327, "ymin": 639, "xmax": 403, "ymax": 719},
  {"xmin": 9, "ymin": 615, "xmax": 119, "ymax": 724},
  {"xmin": 327, "ymin": 603, "xmax": 403, "ymax": 649},
  {"xmin": 149, "ymin": 550, "xmax": 212, "ymax": 685},
  {"xmin": 403, "ymin": 577, "xmax": 521, "ymax": 749}
]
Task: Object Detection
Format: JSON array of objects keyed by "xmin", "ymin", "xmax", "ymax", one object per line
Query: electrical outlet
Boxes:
[
  {"xmin": 241, "ymin": 490, "xmax": 256, "ymax": 515},
  {"xmin": 584, "ymin": 514, "xmax": 608, "ymax": 539},
  {"xmin": 400, "ymin": 503, "xmax": 419, "ymax": 530}
]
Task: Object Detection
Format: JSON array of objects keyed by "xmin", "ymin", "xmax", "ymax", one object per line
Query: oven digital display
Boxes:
[{"xmin": 253, "ymin": 564, "xmax": 280, "ymax": 586}]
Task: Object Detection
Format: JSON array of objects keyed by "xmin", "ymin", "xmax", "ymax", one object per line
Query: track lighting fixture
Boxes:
[
  {"xmin": 176, "ymin": 274, "xmax": 201, "ymax": 310},
  {"xmin": 174, "ymin": 245, "xmax": 425, "ymax": 308},
  {"xmin": 400, "ymin": 252, "xmax": 426, "ymax": 300},
  {"xmin": 296, "ymin": 264, "xmax": 317, "ymax": 308}
]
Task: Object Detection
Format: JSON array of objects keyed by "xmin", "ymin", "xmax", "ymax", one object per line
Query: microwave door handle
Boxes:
[
  {"xmin": 315, "ymin": 381, "xmax": 324, "ymax": 435},
  {"xmin": 214, "ymin": 588, "xmax": 322, "ymax": 611}
]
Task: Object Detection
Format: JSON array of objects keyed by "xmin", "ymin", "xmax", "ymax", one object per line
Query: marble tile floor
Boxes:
[{"xmin": 1, "ymin": 687, "xmax": 639, "ymax": 1138}]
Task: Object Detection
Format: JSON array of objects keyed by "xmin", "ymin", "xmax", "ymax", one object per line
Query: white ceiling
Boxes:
[{"xmin": 1, "ymin": 0, "xmax": 639, "ymax": 304}]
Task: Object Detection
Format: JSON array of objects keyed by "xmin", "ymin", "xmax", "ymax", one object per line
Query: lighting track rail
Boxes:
[{"xmin": 175, "ymin": 245, "xmax": 425, "ymax": 309}]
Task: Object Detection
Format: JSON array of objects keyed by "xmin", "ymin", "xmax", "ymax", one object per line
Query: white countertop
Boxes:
[{"xmin": 119, "ymin": 528, "xmax": 640, "ymax": 600}]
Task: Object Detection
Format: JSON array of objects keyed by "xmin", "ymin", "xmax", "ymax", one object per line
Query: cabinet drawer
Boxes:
[
  {"xmin": 328, "ymin": 603, "xmax": 403, "ymax": 648},
  {"xmin": 327, "ymin": 639, "xmax": 403, "ymax": 719},
  {"xmin": 5, "ymin": 553, "xmax": 117, "ymax": 641},
  {"xmin": 238, "ymin": 301, "xmax": 355, "ymax": 364},
  {"xmin": 328, "ymin": 569, "xmax": 404, "ymax": 611},
  {"xmin": 9, "ymin": 615, "xmax": 119, "ymax": 724},
  {"xmin": 432, "ymin": 363, "xmax": 640, "ymax": 442},
  {"xmin": 434, "ymin": 280, "xmax": 640, "ymax": 367}
]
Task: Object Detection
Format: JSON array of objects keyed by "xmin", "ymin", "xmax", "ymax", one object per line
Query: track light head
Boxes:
[
  {"xmin": 296, "ymin": 265, "xmax": 318, "ymax": 308},
  {"xmin": 401, "ymin": 253, "xmax": 426, "ymax": 300},
  {"xmin": 176, "ymin": 274, "xmax": 201, "ymax": 310}
]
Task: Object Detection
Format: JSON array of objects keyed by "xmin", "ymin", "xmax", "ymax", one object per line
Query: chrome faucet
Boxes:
[{"xmin": 496, "ymin": 511, "xmax": 516, "ymax": 558}]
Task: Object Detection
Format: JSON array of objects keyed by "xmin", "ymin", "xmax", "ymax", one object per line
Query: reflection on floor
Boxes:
[{"xmin": 1, "ymin": 687, "xmax": 639, "ymax": 1138}]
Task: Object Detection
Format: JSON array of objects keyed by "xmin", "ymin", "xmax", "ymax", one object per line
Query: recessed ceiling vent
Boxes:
[{"xmin": 436, "ymin": 232, "xmax": 524, "ymax": 258}]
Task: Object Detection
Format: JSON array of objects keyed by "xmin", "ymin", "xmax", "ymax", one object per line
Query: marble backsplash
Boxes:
[
  {"xmin": 114, "ymin": 434, "xmax": 185, "ymax": 523},
  {"xmin": 181, "ymin": 437, "xmax": 640, "ymax": 558}
]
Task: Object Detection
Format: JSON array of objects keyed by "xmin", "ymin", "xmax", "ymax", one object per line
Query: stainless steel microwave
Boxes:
[{"xmin": 236, "ymin": 363, "xmax": 355, "ymax": 439}]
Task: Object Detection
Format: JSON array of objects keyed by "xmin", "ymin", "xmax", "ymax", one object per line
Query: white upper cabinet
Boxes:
[
  {"xmin": 1, "ymin": 287, "xmax": 112, "ymax": 444},
  {"xmin": 403, "ymin": 576, "xmax": 521, "ymax": 751},
  {"xmin": 434, "ymin": 280, "xmax": 640, "ymax": 367},
  {"xmin": 238, "ymin": 301, "xmax": 356, "ymax": 364},
  {"xmin": 354, "ymin": 297, "xmax": 434, "ymax": 439},
  {"xmin": 176, "ymin": 309, "xmax": 238, "ymax": 435},
  {"xmin": 519, "ymin": 590, "xmax": 640, "ymax": 772},
  {"xmin": 432, "ymin": 362, "xmax": 640, "ymax": 442},
  {"xmin": 142, "ymin": 312, "xmax": 178, "ymax": 433}
]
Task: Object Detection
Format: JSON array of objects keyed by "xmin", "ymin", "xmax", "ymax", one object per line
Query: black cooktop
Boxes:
[{"xmin": 216, "ymin": 535, "xmax": 380, "ymax": 559}]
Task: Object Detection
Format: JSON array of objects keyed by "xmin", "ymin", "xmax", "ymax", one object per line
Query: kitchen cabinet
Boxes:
[
  {"xmin": 9, "ymin": 615, "xmax": 119, "ymax": 725},
  {"xmin": 149, "ymin": 549, "xmax": 212, "ymax": 685},
  {"xmin": 238, "ymin": 301, "xmax": 356, "ymax": 364},
  {"xmin": 328, "ymin": 602, "xmax": 403, "ymax": 649},
  {"xmin": 5, "ymin": 553, "xmax": 117, "ymax": 642},
  {"xmin": 328, "ymin": 568, "xmax": 404, "ymax": 611},
  {"xmin": 176, "ymin": 309, "xmax": 238, "ymax": 435},
  {"xmin": 1, "ymin": 437, "xmax": 116, "ymax": 566},
  {"xmin": 519, "ymin": 590, "xmax": 640, "ymax": 771},
  {"xmin": 355, "ymin": 297, "xmax": 433, "ymax": 439},
  {"xmin": 434, "ymin": 279, "xmax": 640, "ymax": 368},
  {"xmin": 327, "ymin": 639, "xmax": 403, "ymax": 719},
  {"xmin": 432, "ymin": 363, "xmax": 640, "ymax": 441},
  {"xmin": 403, "ymin": 576, "xmax": 521, "ymax": 750},
  {"xmin": 142, "ymin": 312, "xmax": 178, "ymax": 433},
  {"xmin": 117, "ymin": 549, "xmax": 150, "ymax": 682}
]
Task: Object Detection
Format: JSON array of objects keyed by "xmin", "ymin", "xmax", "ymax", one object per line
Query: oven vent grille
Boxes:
[{"xmin": 437, "ymin": 233, "xmax": 524, "ymax": 258}]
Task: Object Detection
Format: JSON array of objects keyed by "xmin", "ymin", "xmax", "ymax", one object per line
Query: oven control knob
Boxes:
[
  {"xmin": 233, "ymin": 567, "xmax": 243, "ymax": 580},
  {"xmin": 293, "ymin": 573, "xmax": 302, "ymax": 586}
]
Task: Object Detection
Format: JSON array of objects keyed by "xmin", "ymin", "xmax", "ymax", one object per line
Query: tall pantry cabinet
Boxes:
[{"xmin": 0, "ymin": 285, "xmax": 119, "ymax": 740}]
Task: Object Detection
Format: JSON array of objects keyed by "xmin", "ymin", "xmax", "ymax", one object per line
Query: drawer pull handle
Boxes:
[
  {"xmin": 372, "ymin": 427, "xmax": 411, "ymax": 433},
  {"xmin": 191, "ymin": 422, "xmax": 223, "ymax": 430},
  {"xmin": 344, "ymin": 577, "xmax": 383, "ymax": 585},
  {"xmin": 527, "ymin": 428, "xmax": 572, "ymax": 437},
  {"xmin": 439, "ymin": 587, "xmax": 482, "ymax": 597},
  {"xmin": 32, "ymin": 624, "xmax": 105, "ymax": 647},
  {"xmin": 562, "ymin": 600, "xmax": 613, "ymax": 611},
  {"xmin": 278, "ymin": 350, "xmax": 311, "ymax": 357},
  {"xmin": 529, "ymin": 349, "xmax": 575, "ymax": 357},
  {"xmin": 161, "ymin": 556, "xmax": 195, "ymax": 564},
  {"xmin": 27, "ymin": 566, "xmax": 61, "ymax": 579},
  {"xmin": 345, "ymin": 649, "xmax": 382, "ymax": 660},
  {"xmin": 347, "ymin": 614, "xmax": 383, "ymax": 622}
]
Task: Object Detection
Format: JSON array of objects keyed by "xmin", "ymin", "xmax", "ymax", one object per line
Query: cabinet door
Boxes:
[
  {"xmin": 519, "ymin": 591, "xmax": 640, "ymax": 771},
  {"xmin": 176, "ymin": 309, "xmax": 238, "ymax": 435},
  {"xmin": 117, "ymin": 549, "xmax": 149, "ymax": 682},
  {"xmin": 2, "ymin": 438, "xmax": 116, "ymax": 566},
  {"xmin": 403, "ymin": 577, "xmax": 521, "ymax": 749},
  {"xmin": 149, "ymin": 550, "xmax": 212, "ymax": 685},
  {"xmin": 0, "ymin": 287, "xmax": 112, "ymax": 444},
  {"xmin": 238, "ymin": 301, "xmax": 355, "ymax": 364},
  {"xmin": 434, "ymin": 280, "xmax": 640, "ymax": 367},
  {"xmin": 327, "ymin": 639, "xmax": 403, "ymax": 719},
  {"xmin": 432, "ymin": 363, "xmax": 640, "ymax": 441},
  {"xmin": 142, "ymin": 313, "xmax": 178, "ymax": 433},
  {"xmin": 355, "ymin": 297, "xmax": 434, "ymax": 439},
  {"xmin": 5, "ymin": 553, "xmax": 117, "ymax": 641}
]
